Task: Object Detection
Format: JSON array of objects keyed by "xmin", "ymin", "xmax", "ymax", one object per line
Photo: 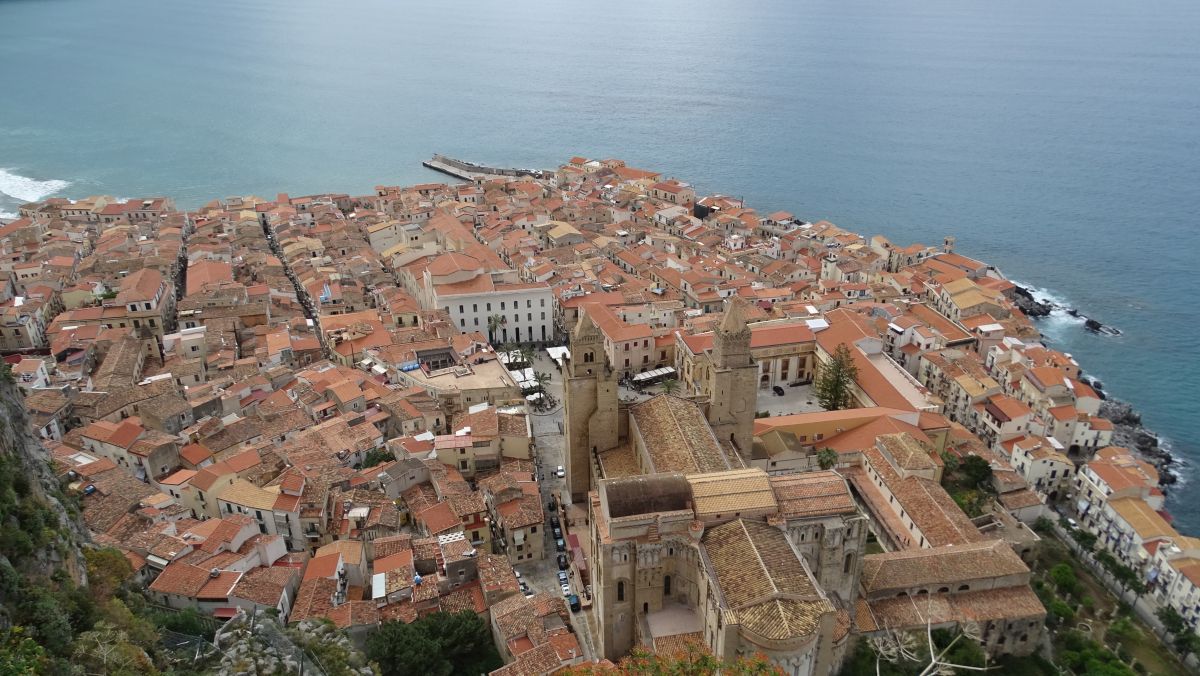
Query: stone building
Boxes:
[
  {"xmin": 589, "ymin": 471, "xmax": 847, "ymax": 675},
  {"xmin": 563, "ymin": 297, "xmax": 759, "ymax": 501},
  {"xmin": 562, "ymin": 312, "xmax": 620, "ymax": 502}
]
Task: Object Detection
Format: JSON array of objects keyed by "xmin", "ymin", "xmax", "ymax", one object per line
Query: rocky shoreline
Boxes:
[
  {"xmin": 1011, "ymin": 283, "xmax": 1121, "ymax": 336},
  {"xmin": 1098, "ymin": 397, "xmax": 1179, "ymax": 487},
  {"xmin": 1008, "ymin": 283, "xmax": 1176, "ymax": 487}
]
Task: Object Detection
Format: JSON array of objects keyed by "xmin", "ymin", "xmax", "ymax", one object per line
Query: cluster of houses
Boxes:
[{"xmin": 1, "ymin": 153, "xmax": 1192, "ymax": 674}]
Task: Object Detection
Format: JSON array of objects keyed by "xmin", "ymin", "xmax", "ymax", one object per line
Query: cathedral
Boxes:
[{"xmin": 562, "ymin": 297, "xmax": 867, "ymax": 674}]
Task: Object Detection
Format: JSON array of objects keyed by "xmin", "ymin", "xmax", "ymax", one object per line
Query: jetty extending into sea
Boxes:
[{"xmin": 422, "ymin": 154, "xmax": 546, "ymax": 181}]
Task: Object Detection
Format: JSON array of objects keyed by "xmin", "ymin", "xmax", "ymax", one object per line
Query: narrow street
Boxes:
[{"xmin": 514, "ymin": 350, "xmax": 598, "ymax": 661}]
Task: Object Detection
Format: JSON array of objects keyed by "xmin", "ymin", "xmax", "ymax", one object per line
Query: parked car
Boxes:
[
  {"xmin": 1066, "ymin": 517, "xmax": 1078, "ymax": 529},
  {"xmin": 560, "ymin": 583, "xmax": 571, "ymax": 597},
  {"xmin": 773, "ymin": 385, "xmax": 785, "ymax": 396},
  {"xmin": 555, "ymin": 466, "xmax": 565, "ymax": 478},
  {"xmin": 550, "ymin": 515, "xmax": 560, "ymax": 528},
  {"xmin": 557, "ymin": 571, "xmax": 569, "ymax": 584},
  {"xmin": 556, "ymin": 538, "xmax": 566, "ymax": 552},
  {"xmin": 557, "ymin": 554, "xmax": 569, "ymax": 570},
  {"xmin": 547, "ymin": 500, "xmax": 557, "ymax": 512},
  {"xmin": 568, "ymin": 594, "xmax": 581, "ymax": 612}
]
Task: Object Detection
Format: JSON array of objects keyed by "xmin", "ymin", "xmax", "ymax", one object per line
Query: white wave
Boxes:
[
  {"xmin": 0, "ymin": 168, "xmax": 70, "ymax": 203},
  {"xmin": 1011, "ymin": 279, "xmax": 1070, "ymax": 308}
]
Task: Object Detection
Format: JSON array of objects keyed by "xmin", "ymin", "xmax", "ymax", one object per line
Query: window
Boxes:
[
  {"xmin": 473, "ymin": 304, "xmax": 477, "ymax": 312},
  {"xmin": 526, "ymin": 300, "xmax": 532, "ymax": 308},
  {"xmin": 617, "ymin": 581, "xmax": 625, "ymax": 602},
  {"xmin": 540, "ymin": 299, "xmax": 545, "ymax": 307},
  {"xmin": 531, "ymin": 526, "xmax": 537, "ymax": 533},
  {"xmin": 459, "ymin": 305, "xmax": 464, "ymax": 313},
  {"xmin": 501, "ymin": 302, "xmax": 506, "ymax": 310},
  {"xmin": 487, "ymin": 303, "xmax": 491, "ymax": 311}
]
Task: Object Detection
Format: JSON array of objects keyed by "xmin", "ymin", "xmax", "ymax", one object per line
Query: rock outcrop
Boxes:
[{"xmin": 0, "ymin": 369, "xmax": 90, "ymax": 585}]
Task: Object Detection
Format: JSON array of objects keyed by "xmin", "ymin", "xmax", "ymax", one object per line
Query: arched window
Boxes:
[
  {"xmin": 938, "ymin": 587, "xmax": 950, "ymax": 593},
  {"xmin": 643, "ymin": 602, "xmax": 649, "ymax": 614},
  {"xmin": 664, "ymin": 575, "xmax": 672, "ymax": 596},
  {"xmin": 958, "ymin": 584, "xmax": 970, "ymax": 592},
  {"xmin": 617, "ymin": 581, "xmax": 625, "ymax": 602},
  {"xmin": 843, "ymin": 553, "xmax": 854, "ymax": 574}
]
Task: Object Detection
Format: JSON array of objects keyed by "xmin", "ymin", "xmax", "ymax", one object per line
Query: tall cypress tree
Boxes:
[{"xmin": 815, "ymin": 344, "xmax": 858, "ymax": 411}]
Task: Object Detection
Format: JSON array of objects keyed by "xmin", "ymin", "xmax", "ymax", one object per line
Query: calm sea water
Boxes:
[{"xmin": 2, "ymin": 0, "xmax": 1198, "ymax": 525}]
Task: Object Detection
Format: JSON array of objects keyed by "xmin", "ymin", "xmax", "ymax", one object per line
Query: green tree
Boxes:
[
  {"xmin": 1048, "ymin": 599, "xmax": 1076, "ymax": 627},
  {"xmin": 487, "ymin": 314, "xmax": 507, "ymax": 345},
  {"xmin": 367, "ymin": 611, "xmax": 501, "ymax": 676},
  {"xmin": 0, "ymin": 628, "xmax": 44, "ymax": 675},
  {"xmin": 1173, "ymin": 631, "xmax": 1200, "ymax": 659},
  {"xmin": 1071, "ymin": 528, "xmax": 1098, "ymax": 551},
  {"xmin": 362, "ymin": 448, "xmax": 396, "ymax": 469},
  {"xmin": 660, "ymin": 377, "xmax": 679, "ymax": 396},
  {"xmin": 815, "ymin": 344, "xmax": 858, "ymax": 411},
  {"xmin": 517, "ymin": 344, "xmax": 536, "ymax": 366},
  {"xmin": 85, "ymin": 547, "xmax": 133, "ymax": 602},
  {"xmin": 1156, "ymin": 606, "xmax": 1187, "ymax": 640},
  {"xmin": 959, "ymin": 455, "xmax": 994, "ymax": 490},
  {"xmin": 1050, "ymin": 563, "xmax": 1079, "ymax": 596},
  {"xmin": 939, "ymin": 450, "xmax": 960, "ymax": 476},
  {"xmin": 533, "ymin": 370, "xmax": 552, "ymax": 393},
  {"xmin": 1106, "ymin": 616, "xmax": 1137, "ymax": 645},
  {"xmin": 817, "ymin": 448, "xmax": 839, "ymax": 470}
]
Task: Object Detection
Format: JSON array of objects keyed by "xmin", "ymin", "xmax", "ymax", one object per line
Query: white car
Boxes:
[
  {"xmin": 561, "ymin": 583, "xmax": 571, "ymax": 597},
  {"xmin": 555, "ymin": 466, "xmax": 565, "ymax": 478}
]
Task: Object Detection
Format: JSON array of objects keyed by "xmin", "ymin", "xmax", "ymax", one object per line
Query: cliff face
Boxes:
[{"xmin": 0, "ymin": 372, "xmax": 90, "ymax": 588}]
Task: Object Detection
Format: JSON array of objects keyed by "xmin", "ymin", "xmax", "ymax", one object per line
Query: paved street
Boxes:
[{"xmin": 513, "ymin": 351, "xmax": 598, "ymax": 660}]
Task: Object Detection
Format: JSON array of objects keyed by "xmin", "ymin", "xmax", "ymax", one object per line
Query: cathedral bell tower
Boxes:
[
  {"xmin": 705, "ymin": 297, "xmax": 757, "ymax": 454},
  {"xmin": 563, "ymin": 310, "xmax": 619, "ymax": 502}
]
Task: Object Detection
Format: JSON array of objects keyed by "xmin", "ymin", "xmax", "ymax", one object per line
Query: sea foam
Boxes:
[{"xmin": 0, "ymin": 168, "xmax": 70, "ymax": 203}]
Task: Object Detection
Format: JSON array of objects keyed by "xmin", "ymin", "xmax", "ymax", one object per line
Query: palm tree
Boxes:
[
  {"xmin": 487, "ymin": 314, "xmax": 507, "ymax": 345},
  {"xmin": 517, "ymin": 344, "xmax": 536, "ymax": 367},
  {"xmin": 661, "ymin": 378, "xmax": 679, "ymax": 396},
  {"xmin": 533, "ymin": 371, "xmax": 551, "ymax": 393}
]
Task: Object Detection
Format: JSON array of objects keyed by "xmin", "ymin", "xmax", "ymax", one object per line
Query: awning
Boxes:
[{"xmin": 632, "ymin": 366, "xmax": 676, "ymax": 382}]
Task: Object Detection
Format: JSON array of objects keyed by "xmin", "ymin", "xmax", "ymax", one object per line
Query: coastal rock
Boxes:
[
  {"xmin": 1099, "ymin": 397, "xmax": 1177, "ymax": 483},
  {"xmin": 1011, "ymin": 285, "xmax": 1053, "ymax": 318},
  {"xmin": 1100, "ymin": 400, "xmax": 1141, "ymax": 427}
]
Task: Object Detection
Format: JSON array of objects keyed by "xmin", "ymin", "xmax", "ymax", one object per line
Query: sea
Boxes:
[{"xmin": 2, "ymin": 0, "xmax": 1198, "ymax": 527}]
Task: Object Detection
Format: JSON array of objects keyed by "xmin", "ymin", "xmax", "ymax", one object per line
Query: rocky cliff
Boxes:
[{"xmin": 0, "ymin": 368, "xmax": 91, "ymax": 632}]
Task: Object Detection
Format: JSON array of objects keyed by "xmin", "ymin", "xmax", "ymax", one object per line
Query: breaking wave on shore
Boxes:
[{"xmin": 0, "ymin": 168, "xmax": 70, "ymax": 204}]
